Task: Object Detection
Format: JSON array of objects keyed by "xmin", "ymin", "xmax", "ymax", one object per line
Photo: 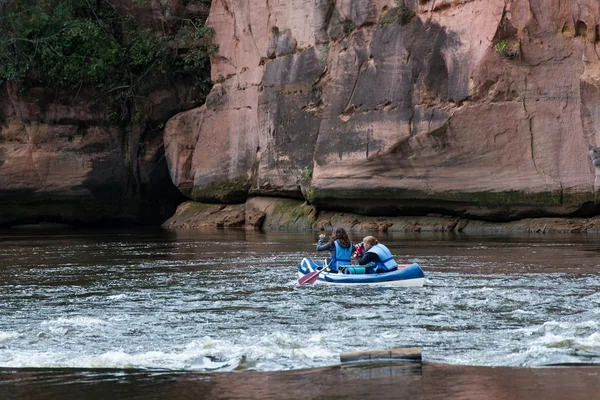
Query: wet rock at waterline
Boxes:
[{"xmin": 162, "ymin": 197, "xmax": 600, "ymax": 234}]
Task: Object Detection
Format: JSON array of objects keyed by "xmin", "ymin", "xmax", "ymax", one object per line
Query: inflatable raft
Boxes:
[{"xmin": 297, "ymin": 257, "xmax": 425, "ymax": 287}]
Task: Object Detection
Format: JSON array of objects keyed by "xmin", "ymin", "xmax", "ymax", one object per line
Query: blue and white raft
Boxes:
[{"xmin": 297, "ymin": 258, "xmax": 425, "ymax": 287}]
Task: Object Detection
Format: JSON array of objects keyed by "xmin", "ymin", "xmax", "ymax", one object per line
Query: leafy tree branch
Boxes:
[{"xmin": 0, "ymin": 0, "xmax": 217, "ymax": 121}]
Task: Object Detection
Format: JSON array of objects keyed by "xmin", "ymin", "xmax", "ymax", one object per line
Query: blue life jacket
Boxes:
[
  {"xmin": 366, "ymin": 244, "xmax": 398, "ymax": 272},
  {"xmin": 331, "ymin": 240, "xmax": 353, "ymax": 269}
]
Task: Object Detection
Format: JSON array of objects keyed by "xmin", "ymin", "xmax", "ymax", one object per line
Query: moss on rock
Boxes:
[
  {"xmin": 191, "ymin": 176, "xmax": 249, "ymax": 203},
  {"xmin": 163, "ymin": 201, "xmax": 245, "ymax": 229},
  {"xmin": 268, "ymin": 198, "xmax": 315, "ymax": 230},
  {"xmin": 308, "ymin": 187, "xmax": 593, "ymax": 208}
]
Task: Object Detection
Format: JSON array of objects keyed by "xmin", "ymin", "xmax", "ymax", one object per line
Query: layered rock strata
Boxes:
[
  {"xmin": 0, "ymin": 1, "xmax": 205, "ymax": 227},
  {"xmin": 163, "ymin": 197, "xmax": 600, "ymax": 234},
  {"xmin": 164, "ymin": 0, "xmax": 600, "ymax": 222}
]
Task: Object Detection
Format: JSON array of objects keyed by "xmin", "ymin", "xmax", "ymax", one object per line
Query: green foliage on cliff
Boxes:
[
  {"xmin": 494, "ymin": 40, "xmax": 507, "ymax": 54},
  {"xmin": 396, "ymin": 0, "xmax": 415, "ymax": 25},
  {"xmin": 0, "ymin": 0, "xmax": 217, "ymax": 109},
  {"xmin": 494, "ymin": 39, "xmax": 520, "ymax": 59},
  {"xmin": 378, "ymin": 1, "xmax": 415, "ymax": 27},
  {"xmin": 300, "ymin": 166, "xmax": 312, "ymax": 183}
]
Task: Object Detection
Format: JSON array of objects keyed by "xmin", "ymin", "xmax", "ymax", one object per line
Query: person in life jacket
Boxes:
[
  {"xmin": 356, "ymin": 236, "xmax": 398, "ymax": 274},
  {"xmin": 316, "ymin": 227, "xmax": 356, "ymax": 273}
]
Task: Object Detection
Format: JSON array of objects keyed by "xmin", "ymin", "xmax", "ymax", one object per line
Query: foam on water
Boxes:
[
  {"xmin": 0, "ymin": 331, "xmax": 18, "ymax": 342},
  {"xmin": 42, "ymin": 317, "xmax": 110, "ymax": 327},
  {"xmin": 0, "ymin": 331, "xmax": 339, "ymax": 371}
]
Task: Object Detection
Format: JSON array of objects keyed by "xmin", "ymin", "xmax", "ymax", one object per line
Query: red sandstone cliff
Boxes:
[
  {"xmin": 164, "ymin": 0, "xmax": 600, "ymax": 221},
  {"xmin": 0, "ymin": 0, "xmax": 208, "ymax": 227},
  {"xmin": 3, "ymin": 0, "xmax": 600, "ymax": 228}
]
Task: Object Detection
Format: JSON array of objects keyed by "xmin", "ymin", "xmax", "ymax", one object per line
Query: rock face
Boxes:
[
  {"xmin": 0, "ymin": 0, "xmax": 209, "ymax": 227},
  {"xmin": 164, "ymin": 197, "xmax": 600, "ymax": 234},
  {"xmin": 162, "ymin": 197, "xmax": 316, "ymax": 229},
  {"xmin": 164, "ymin": 0, "xmax": 600, "ymax": 221},
  {"xmin": 163, "ymin": 201, "xmax": 245, "ymax": 229},
  {"xmin": 0, "ymin": 83, "xmax": 188, "ymax": 227}
]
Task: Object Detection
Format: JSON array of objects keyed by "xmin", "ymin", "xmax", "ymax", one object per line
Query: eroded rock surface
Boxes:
[
  {"xmin": 0, "ymin": 82, "xmax": 189, "ymax": 227},
  {"xmin": 164, "ymin": 197, "xmax": 600, "ymax": 234},
  {"xmin": 0, "ymin": 1, "xmax": 205, "ymax": 227},
  {"xmin": 164, "ymin": 0, "xmax": 600, "ymax": 221}
]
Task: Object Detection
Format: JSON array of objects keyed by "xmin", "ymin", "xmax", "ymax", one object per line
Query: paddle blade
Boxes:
[{"xmin": 298, "ymin": 269, "xmax": 322, "ymax": 285}]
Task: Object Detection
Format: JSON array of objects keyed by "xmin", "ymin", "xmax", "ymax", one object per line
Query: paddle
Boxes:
[
  {"xmin": 298, "ymin": 259, "xmax": 330, "ymax": 285},
  {"xmin": 298, "ymin": 268, "xmax": 323, "ymax": 285}
]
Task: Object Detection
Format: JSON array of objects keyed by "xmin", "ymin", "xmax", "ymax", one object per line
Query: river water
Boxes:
[{"xmin": 0, "ymin": 228, "xmax": 599, "ymax": 398}]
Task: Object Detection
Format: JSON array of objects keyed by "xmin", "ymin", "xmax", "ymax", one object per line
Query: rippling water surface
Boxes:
[{"xmin": 1, "ymin": 228, "xmax": 599, "ymax": 373}]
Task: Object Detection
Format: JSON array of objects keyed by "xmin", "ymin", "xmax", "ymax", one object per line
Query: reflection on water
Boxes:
[
  {"xmin": 1, "ymin": 363, "xmax": 600, "ymax": 400},
  {"xmin": 0, "ymin": 228, "xmax": 600, "ymax": 397}
]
